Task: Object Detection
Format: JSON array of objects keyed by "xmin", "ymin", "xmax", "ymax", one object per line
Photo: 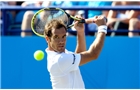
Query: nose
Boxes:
[{"xmin": 58, "ymin": 38, "xmax": 65, "ymax": 44}]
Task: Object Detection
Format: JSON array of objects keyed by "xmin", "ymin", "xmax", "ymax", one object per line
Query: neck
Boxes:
[{"xmin": 47, "ymin": 46, "xmax": 55, "ymax": 51}]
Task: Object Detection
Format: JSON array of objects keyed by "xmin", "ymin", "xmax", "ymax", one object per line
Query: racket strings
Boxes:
[
  {"xmin": 33, "ymin": 9, "xmax": 70, "ymax": 36},
  {"xmin": 35, "ymin": 19, "xmax": 46, "ymax": 35}
]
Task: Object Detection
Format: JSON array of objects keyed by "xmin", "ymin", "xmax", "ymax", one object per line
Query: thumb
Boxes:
[
  {"xmin": 85, "ymin": 16, "xmax": 98, "ymax": 23},
  {"xmin": 74, "ymin": 21, "xmax": 79, "ymax": 27},
  {"xmin": 85, "ymin": 18, "xmax": 97, "ymax": 24}
]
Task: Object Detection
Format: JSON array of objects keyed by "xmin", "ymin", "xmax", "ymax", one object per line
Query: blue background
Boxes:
[{"xmin": 1, "ymin": 36, "xmax": 140, "ymax": 89}]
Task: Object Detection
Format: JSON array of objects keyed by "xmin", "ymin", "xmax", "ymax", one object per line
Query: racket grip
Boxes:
[{"xmin": 79, "ymin": 19, "xmax": 86, "ymax": 23}]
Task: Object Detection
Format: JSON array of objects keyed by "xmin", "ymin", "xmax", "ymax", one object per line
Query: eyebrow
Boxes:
[
  {"xmin": 54, "ymin": 34, "xmax": 66, "ymax": 37},
  {"xmin": 64, "ymin": 34, "xmax": 67, "ymax": 36}
]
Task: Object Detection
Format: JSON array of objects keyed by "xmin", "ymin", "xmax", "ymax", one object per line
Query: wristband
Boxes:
[{"xmin": 98, "ymin": 25, "xmax": 107, "ymax": 34}]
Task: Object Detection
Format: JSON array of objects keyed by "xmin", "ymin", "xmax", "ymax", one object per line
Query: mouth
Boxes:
[
  {"xmin": 58, "ymin": 46, "xmax": 64, "ymax": 48},
  {"xmin": 58, "ymin": 45, "xmax": 65, "ymax": 49}
]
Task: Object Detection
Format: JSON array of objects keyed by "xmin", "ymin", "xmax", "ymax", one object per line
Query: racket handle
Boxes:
[
  {"xmin": 67, "ymin": 19, "xmax": 85, "ymax": 29},
  {"xmin": 79, "ymin": 19, "xmax": 86, "ymax": 23}
]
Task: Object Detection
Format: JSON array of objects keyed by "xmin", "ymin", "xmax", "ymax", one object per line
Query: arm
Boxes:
[
  {"xmin": 80, "ymin": 32, "xmax": 105, "ymax": 65},
  {"xmin": 75, "ymin": 30, "xmax": 86, "ymax": 53},
  {"xmin": 79, "ymin": 15, "xmax": 107, "ymax": 66},
  {"xmin": 74, "ymin": 16, "xmax": 86, "ymax": 53}
]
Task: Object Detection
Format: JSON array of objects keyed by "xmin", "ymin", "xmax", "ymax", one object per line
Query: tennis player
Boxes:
[{"xmin": 45, "ymin": 15, "xmax": 107, "ymax": 89}]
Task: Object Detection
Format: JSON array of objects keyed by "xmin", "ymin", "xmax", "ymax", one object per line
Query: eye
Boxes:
[
  {"xmin": 62, "ymin": 35, "xmax": 66, "ymax": 38},
  {"xmin": 54, "ymin": 36, "xmax": 59, "ymax": 39}
]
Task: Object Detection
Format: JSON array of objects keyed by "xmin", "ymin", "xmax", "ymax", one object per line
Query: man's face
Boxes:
[{"xmin": 47, "ymin": 27, "xmax": 67, "ymax": 53}]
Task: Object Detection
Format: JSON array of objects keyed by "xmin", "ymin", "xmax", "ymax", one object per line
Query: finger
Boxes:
[
  {"xmin": 92, "ymin": 16, "xmax": 98, "ymax": 23},
  {"xmin": 75, "ymin": 15, "xmax": 83, "ymax": 21},
  {"xmin": 78, "ymin": 23, "xmax": 84, "ymax": 26},
  {"xmin": 98, "ymin": 15, "xmax": 107, "ymax": 22},
  {"xmin": 74, "ymin": 16, "xmax": 80, "ymax": 23},
  {"xmin": 74, "ymin": 21, "xmax": 79, "ymax": 27},
  {"xmin": 85, "ymin": 15, "xmax": 98, "ymax": 23},
  {"xmin": 75, "ymin": 15, "xmax": 82, "ymax": 18}
]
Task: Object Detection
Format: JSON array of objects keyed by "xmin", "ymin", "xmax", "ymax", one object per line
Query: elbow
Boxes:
[
  {"xmin": 90, "ymin": 53, "xmax": 99, "ymax": 60},
  {"xmin": 93, "ymin": 54, "xmax": 99, "ymax": 60},
  {"xmin": 87, "ymin": 51, "xmax": 101, "ymax": 60}
]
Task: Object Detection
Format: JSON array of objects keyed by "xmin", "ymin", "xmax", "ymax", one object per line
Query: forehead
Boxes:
[{"xmin": 52, "ymin": 27, "xmax": 67, "ymax": 36}]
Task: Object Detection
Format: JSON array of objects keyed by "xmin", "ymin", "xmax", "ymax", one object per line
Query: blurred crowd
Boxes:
[{"xmin": 0, "ymin": 1, "xmax": 140, "ymax": 37}]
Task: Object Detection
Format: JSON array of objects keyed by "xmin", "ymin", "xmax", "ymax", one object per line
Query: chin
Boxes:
[
  {"xmin": 57, "ymin": 51, "xmax": 64, "ymax": 53},
  {"xmin": 57, "ymin": 49, "xmax": 65, "ymax": 53}
]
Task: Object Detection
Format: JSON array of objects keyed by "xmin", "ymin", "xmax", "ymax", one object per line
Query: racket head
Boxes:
[{"xmin": 31, "ymin": 8, "xmax": 72, "ymax": 37}]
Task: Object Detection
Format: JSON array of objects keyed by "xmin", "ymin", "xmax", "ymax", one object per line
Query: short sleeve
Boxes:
[{"xmin": 57, "ymin": 53, "xmax": 81, "ymax": 73}]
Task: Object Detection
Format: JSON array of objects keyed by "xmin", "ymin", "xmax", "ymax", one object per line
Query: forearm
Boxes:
[
  {"xmin": 79, "ymin": 32, "xmax": 106, "ymax": 65},
  {"xmin": 88, "ymin": 32, "xmax": 106, "ymax": 60},
  {"xmin": 79, "ymin": 16, "xmax": 107, "ymax": 66},
  {"xmin": 75, "ymin": 32, "xmax": 86, "ymax": 53}
]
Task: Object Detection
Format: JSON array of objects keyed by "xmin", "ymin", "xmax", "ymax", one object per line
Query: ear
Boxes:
[{"xmin": 45, "ymin": 36, "xmax": 50, "ymax": 43}]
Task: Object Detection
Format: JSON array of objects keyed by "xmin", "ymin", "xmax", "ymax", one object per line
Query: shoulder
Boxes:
[
  {"xmin": 57, "ymin": 52, "xmax": 81, "ymax": 64},
  {"xmin": 65, "ymin": 49, "xmax": 74, "ymax": 54},
  {"xmin": 46, "ymin": 48, "xmax": 81, "ymax": 61}
]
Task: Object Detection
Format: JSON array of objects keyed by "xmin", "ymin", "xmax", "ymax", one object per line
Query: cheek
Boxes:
[{"xmin": 50, "ymin": 39, "xmax": 57, "ymax": 47}]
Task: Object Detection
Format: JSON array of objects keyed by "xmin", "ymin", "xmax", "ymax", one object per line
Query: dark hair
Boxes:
[{"xmin": 44, "ymin": 19, "xmax": 67, "ymax": 37}]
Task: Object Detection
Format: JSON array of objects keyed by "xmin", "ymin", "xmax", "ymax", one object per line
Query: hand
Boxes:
[
  {"xmin": 74, "ymin": 15, "xmax": 85, "ymax": 33},
  {"xmin": 85, "ymin": 15, "xmax": 107, "ymax": 26},
  {"xmin": 93, "ymin": 15, "xmax": 107, "ymax": 26}
]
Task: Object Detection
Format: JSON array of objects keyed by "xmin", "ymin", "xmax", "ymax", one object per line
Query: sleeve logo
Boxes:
[{"xmin": 72, "ymin": 54, "xmax": 75, "ymax": 64}]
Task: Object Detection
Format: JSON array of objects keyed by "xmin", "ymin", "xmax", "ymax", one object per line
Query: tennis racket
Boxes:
[{"xmin": 31, "ymin": 7, "xmax": 107, "ymax": 37}]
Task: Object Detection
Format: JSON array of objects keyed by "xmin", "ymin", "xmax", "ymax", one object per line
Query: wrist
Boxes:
[
  {"xmin": 98, "ymin": 25, "xmax": 107, "ymax": 34},
  {"xmin": 77, "ymin": 29, "xmax": 85, "ymax": 33},
  {"xmin": 77, "ymin": 31, "xmax": 85, "ymax": 36}
]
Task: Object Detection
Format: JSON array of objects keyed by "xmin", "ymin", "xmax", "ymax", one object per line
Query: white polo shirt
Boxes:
[{"xmin": 45, "ymin": 49, "xmax": 85, "ymax": 89}]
